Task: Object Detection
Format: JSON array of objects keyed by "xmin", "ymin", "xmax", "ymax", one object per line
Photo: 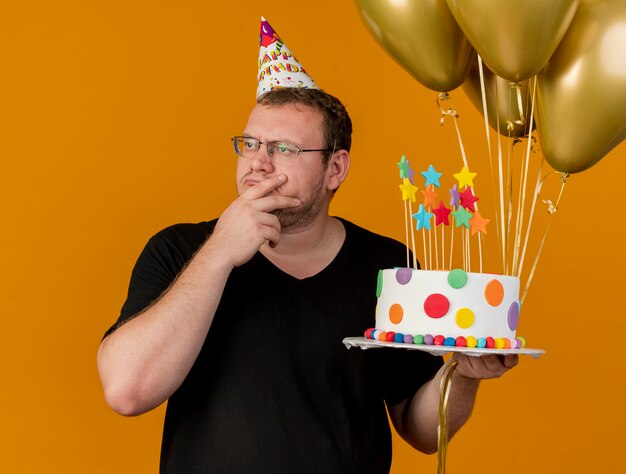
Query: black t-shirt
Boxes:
[{"xmin": 106, "ymin": 218, "xmax": 443, "ymax": 473}]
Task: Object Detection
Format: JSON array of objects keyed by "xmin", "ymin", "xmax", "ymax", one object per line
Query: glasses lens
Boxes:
[
  {"xmin": 233, "ymin": 137, "xmax": 258, "ymax": 156},
  {"xmin": 268, "ymin": 142, "xmax": 298, "ymax": 157}
]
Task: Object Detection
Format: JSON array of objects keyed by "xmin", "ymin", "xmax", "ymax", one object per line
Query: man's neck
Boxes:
[{"xmin": 260, "ymin": 215, "xmax": 346, "ymax": 279}]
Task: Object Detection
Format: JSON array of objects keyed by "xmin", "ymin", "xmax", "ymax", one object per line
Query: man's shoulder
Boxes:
[
  {"xmin": 338, "ymin": 217, "xmax": 405, "ymax": 250},
  {"xmin": 150, "ymin": 219, "xmax": 217, "ymax": 241},
  {"xmin": 145, "ymin": 219, "xmax": 218, "ymax": 256},
  {"xmin": 337, "ymin": 217, "xmax": 410, "ymax": 270}
]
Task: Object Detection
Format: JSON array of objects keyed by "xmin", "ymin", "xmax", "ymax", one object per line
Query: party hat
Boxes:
[{"xmin": 257, "ymin": 16, "xmax": 319, "ymax": 98}]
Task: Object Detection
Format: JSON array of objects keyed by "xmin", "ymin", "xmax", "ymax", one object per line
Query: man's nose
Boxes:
[{"xmin": 250, "ymin": 144, "xmax": 273, "ymax": 171}]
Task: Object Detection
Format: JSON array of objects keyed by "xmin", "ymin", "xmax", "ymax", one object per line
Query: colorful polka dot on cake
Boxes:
[
  {"xmin": 395, "ymin": 267, "xmax": 412, "ymax": 284},
  {"xmin": 447, "ymin": 269, "xmax": 468, "ymax": 289},
  {"xmin": 424, "ymin": 293, "xmax": 450, "ymax": 318},
  {"xmin": 508, "ymin": 301, "xmax": 520, "ymax": 330},
  {"xmin": 484, "ymin": 279, "xmax": 505, "ymax": 306},
  {"xmin": 388, "ymin": 303, "xmax": 404, "ymax": 324},
  {"xmin": 455, "ymin": 307, "xmax": 474, "ymax": 329}
]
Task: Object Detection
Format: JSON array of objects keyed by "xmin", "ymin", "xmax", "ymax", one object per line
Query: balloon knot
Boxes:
[{"xmin": 542, "ymin": 199, "xmax": 558, "ymax": 214}]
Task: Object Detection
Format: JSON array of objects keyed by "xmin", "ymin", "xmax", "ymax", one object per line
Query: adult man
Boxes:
[{"xmin": 98, "ymin": 18, "xmax": 517, "ymax": 473}]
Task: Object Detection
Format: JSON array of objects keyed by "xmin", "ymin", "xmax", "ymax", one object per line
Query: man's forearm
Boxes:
[
  {"xmin": 97, "ymin": 240, "xmax": 233, "ymax": 416},
  {"xmin": 390, "ymin": 359, "xmax": 480, "ymax": 454},
  {"xmin": 390, "ymin": 353, "xmax": 517, "ymax": 453}
]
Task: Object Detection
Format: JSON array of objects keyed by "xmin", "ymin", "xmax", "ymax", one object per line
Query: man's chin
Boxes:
[{"xmin": 271, "ymin": 207, "xmax": 309, "ymax": 229}]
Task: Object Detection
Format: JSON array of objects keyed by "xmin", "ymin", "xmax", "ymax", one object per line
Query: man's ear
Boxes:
[{"xmin": 325, "ymin": 150, "xmax": 351, "ymax": 191}]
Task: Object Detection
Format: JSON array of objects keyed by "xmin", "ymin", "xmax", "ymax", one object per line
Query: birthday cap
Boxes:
[{"xmin": 257, "ymin": 17, "xmax": 319, "ymax": 98}]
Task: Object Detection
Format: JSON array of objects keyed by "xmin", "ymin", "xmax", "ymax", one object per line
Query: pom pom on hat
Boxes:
[{"xmin": 257, "ymin": 17, "xmax": 318, "ymax": 98}]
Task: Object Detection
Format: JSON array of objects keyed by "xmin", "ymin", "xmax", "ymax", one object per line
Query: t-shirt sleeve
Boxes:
[
  {"xmin": 103, "ymin": 224, "xmax": 209, "ymax": 339},
  {"xmin": 371, "ymin": 348, "xmax": 443, "ymax": 407}
]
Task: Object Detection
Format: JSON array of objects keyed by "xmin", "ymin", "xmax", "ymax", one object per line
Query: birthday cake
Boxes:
[
  {"xmin": 364, "ymin": 158, "xmax": 527, "ymax": 350},
  {"xmin": 367, "ymin": 268, "xmax": 524, "ymax": 349}
]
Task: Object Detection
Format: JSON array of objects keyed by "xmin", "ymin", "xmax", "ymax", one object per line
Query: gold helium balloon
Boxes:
[
  {"xmin": 446, "ymin": 0, "xmax": 579, "ymax": 82},
  {"xmin": 355, "ymin": 0, "xmax": 475, "ymax": 92},
  {"xmin": 463, "ymin": 60, "xmax": 535, "ymax": 138},
  {"xmin": 536, "ymin": 0, "xmax": 626, "ymax": 173}
]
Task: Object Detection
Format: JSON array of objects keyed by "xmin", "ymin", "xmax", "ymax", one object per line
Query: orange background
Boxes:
[{"xmin": 1, "ymin": 1, "xmax": 625, "ymax": 472}]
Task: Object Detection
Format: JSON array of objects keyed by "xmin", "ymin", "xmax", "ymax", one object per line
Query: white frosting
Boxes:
[{"xmin": 375, "ymin": 269, "xmax": 520, "ymax": 339}]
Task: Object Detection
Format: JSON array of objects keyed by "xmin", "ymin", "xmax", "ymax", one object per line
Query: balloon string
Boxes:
[
  {"xmin": 437, "ymin": 359, "xmax": 459, "ymax": 474},
  {"xmin": 477, "ymin": 56, "xmax": 493, "ymax": 169},
  {"xmin": 511, "ymin": 81, "xmax": 526, "ymax": 126},
  {"xmin": 437, "ymin": 93, "xmax": 470, "ymax": 171},
  {"xmin": 477, "ymin": 56, "xmax": 504, "ymax": 273},
  {"xmin": 516, "ymin": 158, "xmax": 544, "ymax": 278},
  {"xmin": 495, "ymin": 88, "xmax": 507, "ymax": 276},
  {"xmin": 505, "ymin": 136, "xmax": 515, "ymax": 275},
  {"xmin": 521, "ymin": 172, "xmax": 569, "ymax": 303},
  {"xmin": 512, "ymin": 77, "xmax": 537, "ymax": 276}
]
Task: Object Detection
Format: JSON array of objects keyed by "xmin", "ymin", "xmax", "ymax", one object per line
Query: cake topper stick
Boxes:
[
  {"xmin": 448, "ymin": 219, "xmax": 455, "ymax": 269},
  {"xmin": 477, "ymin": 233, "xmax": 484, "ymax": 273},
  {"xmin": 410, "ymin": 202, "xmax": 418, "ymax": 270},
  {"xmin": 405, "ymin": 199, "xmax": 418, "ymax": 270},
  {"xmin": 428, "ymin": 225, "xmax": 433, "ymax": 271},
  {"xmin": 434, "ymin": 222, "xmax": 439, "ymax": 269},
  {"xmin": 441, "ymin": 224, "xmax": 445, "ymax": 271},
  {"xmin": 403, "ymin": 198, "xmax": 410, "ymax": 268}
]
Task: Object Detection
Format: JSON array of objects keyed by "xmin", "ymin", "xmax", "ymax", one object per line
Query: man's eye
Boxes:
[
  {"xmin": 244, "ymin": 140, "xmax": 256, "ymax": 149},
  {"xmin": 276, "ymin": 143, "xmax": 294, "ymax": 155}
]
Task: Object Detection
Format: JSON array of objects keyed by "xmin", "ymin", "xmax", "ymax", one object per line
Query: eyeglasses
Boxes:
[{"xmin": 231, "ymin": 136, "xmax": 333, "ymax": 158}]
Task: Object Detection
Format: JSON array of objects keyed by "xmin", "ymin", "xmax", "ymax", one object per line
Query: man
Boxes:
[{"xmin": 98, "ymin": 18, "xmax": 517, "ymax": 473}]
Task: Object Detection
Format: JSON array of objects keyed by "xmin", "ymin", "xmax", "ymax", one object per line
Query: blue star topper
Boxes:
[{"xmin": 421, "ymin": 164, "xmax": 443, "ymax": 188}]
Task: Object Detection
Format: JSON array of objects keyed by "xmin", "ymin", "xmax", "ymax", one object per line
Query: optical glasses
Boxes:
[{"xmin": 231, "ymin": 136, "xmax": 333, "ymax": 158}]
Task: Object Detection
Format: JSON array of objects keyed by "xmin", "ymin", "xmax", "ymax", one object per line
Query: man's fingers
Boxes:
[
  {"xmin": 256, "ymin": 194, "xmax": 301, "ymax": 212},
  {"xmin": 503, "ymin": 354, "xmax": 519, "ymax": 369},
  {"xmin": 242, "ymin": 174, "xmax": 287, "ymax": 199}
]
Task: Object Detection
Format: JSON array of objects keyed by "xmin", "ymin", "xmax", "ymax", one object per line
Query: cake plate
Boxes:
[{"xmin": 342, "ymin": 337, "xmax": 545, "ymax": 359}]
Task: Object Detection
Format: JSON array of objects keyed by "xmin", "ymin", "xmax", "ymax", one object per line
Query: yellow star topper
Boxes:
[
  {"xmin": 453, "ymin": 166, "xmax": 477, "ymax": 189},
  {"xmin": 399, "ymin": 178, "xmax": 418, "ymax": 202}
]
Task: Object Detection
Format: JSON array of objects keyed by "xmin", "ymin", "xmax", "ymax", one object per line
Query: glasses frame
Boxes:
[{"xmin": 231, "ymin": 136, "xmax": 334, "ymax": 158}]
